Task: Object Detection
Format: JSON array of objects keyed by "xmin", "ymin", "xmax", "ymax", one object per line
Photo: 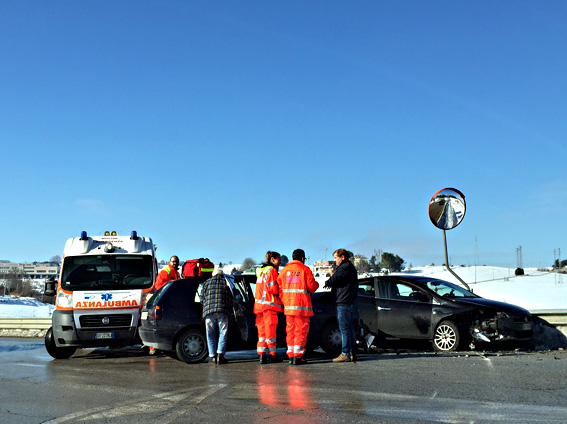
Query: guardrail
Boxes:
[
  {"xmin": 0, "ymin": 317, "xmax": 52, "ymax": 329},
  {"xmin": 0, "ymin": 318, "xmax": 51, "ymax": 337},
  {"xmin": 0, "ymin": 313, "xmax": 566, "ymax": 337},
  {"xmin": 530, "ymin": 310, "xmax": 567, "ymax": 330}
]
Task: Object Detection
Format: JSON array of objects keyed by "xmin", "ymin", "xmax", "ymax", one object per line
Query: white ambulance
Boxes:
[{"xmin": 44, "ymin": 231, "xmax": 156, "ymax": 359}]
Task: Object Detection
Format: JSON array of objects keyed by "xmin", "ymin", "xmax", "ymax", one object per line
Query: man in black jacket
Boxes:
[{"xmin": 324, "ymin": 248, "xmax": 358, "ymax": 363}]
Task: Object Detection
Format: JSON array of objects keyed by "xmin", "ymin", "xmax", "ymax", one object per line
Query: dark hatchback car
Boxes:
[
  {"xmin": 139, "ymin": 274, "xmax": 286, "ymax": 363},
  {"xmin": 309, "ymin": 275, "xmax": 534, "ymax": 353}
]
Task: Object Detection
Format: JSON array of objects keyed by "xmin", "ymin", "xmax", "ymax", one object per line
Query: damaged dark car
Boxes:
[{"xmin": 308, "ymin": 275, "xmax": 534, "ymax": 353}]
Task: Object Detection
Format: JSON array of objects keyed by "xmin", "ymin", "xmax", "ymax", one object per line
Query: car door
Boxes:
[
  {"xmin": 356, "ymin": 278, "xmax": 379, "ymax": 330},
  {"xmin": 375, "ymin": 278, "xmax": 433, "ymax": 339}
]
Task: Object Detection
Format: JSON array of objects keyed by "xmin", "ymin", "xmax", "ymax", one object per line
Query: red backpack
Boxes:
[{"xmin": 182, "ymin": 258, "xmax": 215, "ymax": 278}]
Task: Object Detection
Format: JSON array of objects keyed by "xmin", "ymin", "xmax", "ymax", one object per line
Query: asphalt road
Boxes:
[{"xmin": 1, "ymin": 338, "xmax": 567, "ymax": 424}]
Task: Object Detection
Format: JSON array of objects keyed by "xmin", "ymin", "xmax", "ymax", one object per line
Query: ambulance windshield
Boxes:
[{"xmin": 61, "ymin": 255, "xmax": 154, "ymax": 291}]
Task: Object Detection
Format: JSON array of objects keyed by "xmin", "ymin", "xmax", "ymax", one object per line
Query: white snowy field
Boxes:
[
  {"xmin": 396, "ymin": 266, "xmax": 566, "ymax": 312},
  {"xmin": 0, "ymin": 295, "xmax": 54, "ymax": 318}
]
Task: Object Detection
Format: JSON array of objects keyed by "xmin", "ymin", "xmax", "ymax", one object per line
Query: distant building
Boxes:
[
  {"xmin": 0, "ymin": 262, "xmax": 60, "ymax": 280},
  {"xmin": 311, "ymin": 261, "xmax": 334, "ymax": 278}
]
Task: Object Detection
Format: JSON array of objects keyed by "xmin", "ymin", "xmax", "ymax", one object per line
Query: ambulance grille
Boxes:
[{"xmin": 79, "ymin": 314, "xmax": 133, "ymax": 328}]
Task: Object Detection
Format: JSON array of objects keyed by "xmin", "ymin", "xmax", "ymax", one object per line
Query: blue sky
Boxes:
[{"xmin": 1, "ymin": 2, "xmax": 566, "ymax": 268}]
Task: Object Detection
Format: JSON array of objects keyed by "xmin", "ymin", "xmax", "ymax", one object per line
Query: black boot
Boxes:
[
  {"xmin": 293, "ymin": 357, "xmax": 307, "ymax": 365},
  {"xmin": 268, "ymin": 354, "xmax": 283, "ymax": 363},
  {"xmin": 217, "ymin": 353, "xmax": 228, "ymax": 364},
  {"xmin": 259, "ymin": 354, "xmax": 268, "ymax": 364}
]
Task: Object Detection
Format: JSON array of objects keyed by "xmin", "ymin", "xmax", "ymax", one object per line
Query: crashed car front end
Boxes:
[{"xmin": 470, "ymin": 310, "xmax": 534, "ymax": 344}]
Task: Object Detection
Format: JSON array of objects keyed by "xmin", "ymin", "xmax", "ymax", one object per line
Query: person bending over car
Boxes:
[
  {"xmin": 202, "ymin": 268, "xmax": 233, "ymax": 364},
  {"xmin": 324, "ymin": 248, "xmax": 358, "ymax": 363}
]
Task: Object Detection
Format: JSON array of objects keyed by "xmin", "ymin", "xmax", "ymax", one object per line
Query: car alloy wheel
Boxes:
[
  {"xmin": 175, "ymin": 328, "xmax": 208, "ymax": 364},
  {"xmin": 320, "ymin": 321, "xmax": 342, "ymax": 354},
  {"xmin": 433, "ymin": 321, "xmax": 460, "ymax": 352}
]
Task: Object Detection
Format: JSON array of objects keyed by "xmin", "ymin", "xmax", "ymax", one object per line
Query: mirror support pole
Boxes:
[{"xmin": 443, "ymin": 230, "xmax": 471, "ymax": 291}]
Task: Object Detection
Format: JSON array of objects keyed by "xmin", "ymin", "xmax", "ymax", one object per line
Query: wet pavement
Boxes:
[{"xmin": 1, "ymin": 338, "xmax": 567, "ymax": 423}]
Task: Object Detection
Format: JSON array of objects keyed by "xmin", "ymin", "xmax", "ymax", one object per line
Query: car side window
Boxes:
[
  {"xmin": 358, "ymin": 282, "xmax": 375, "ymax": 297},
  {"xmin": 196, "ymin": 284, "xmax": 203, "ymax": 303},
  {"xmin": 379, "ymin": 281, "xmax": 430, "ymax": 303}
]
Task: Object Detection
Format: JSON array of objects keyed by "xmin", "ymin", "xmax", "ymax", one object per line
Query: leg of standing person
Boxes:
[
  {"xmin": 206, "ymin": 313, "xmax": 218, "ymax": 364},
  {"xmin": 256, "ymin": 312, "xmax": 268, "ymax": 364},
  {"xmin": 292, "ymin": 316, "xmax": 309, "ymax": 365},
  {"xmin": 217, "ymin": 313, "xmax": 229, "ymax": 364},
  {"xmin": 334, "ymin": 305, "xmax": 352, "ymax": 362},
  {"xmin": 286, "ymin": 315, "xmax": 295, "ymax": 364},
  {"xmin": 265, "ymin": 310, "xmax": 281, "ymax": 362}
]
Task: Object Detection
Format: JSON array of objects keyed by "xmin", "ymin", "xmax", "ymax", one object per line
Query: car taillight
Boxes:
[{"xmin": 148, "ymin": 305, "xmax": 162, "ymax": 320}]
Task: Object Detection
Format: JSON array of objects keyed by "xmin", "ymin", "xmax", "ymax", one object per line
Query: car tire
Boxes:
[
  {"xmin": 175, "ymin": 328, "xmax": 208, "ymax": 364},
  {"xmin": 44, "ymin": 327, "xmax": 77, "ymax": 359},
  {"xmin": 320, "ymin": 321, "xmax": 342, "ymax": 354},
  {"xmin": 433, "ymin": 320, "xmax": 460, "ymax": 352}
]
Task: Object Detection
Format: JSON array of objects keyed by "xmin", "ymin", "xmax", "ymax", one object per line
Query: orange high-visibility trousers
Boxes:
[
  {"xmin": 285, "ymin": 315, "xmax": 310, "ymax": 358},
  {"xmin": 256, "ymin": 310, "xmax": 278, "ymax": 356}
]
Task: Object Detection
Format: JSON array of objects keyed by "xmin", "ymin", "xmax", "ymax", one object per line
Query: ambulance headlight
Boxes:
[{"xmin": 56, "ymin": 291, "xmax": 73, "ymax": 308}]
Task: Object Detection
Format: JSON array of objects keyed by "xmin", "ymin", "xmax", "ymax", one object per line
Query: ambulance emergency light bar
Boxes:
[
  {"xmin": 80, "ymin": 230, "xmax": 138, "ymax": 239},
  {"xmin": 76, "ymin": 230, "xmax": 145, "ymax": 254}
]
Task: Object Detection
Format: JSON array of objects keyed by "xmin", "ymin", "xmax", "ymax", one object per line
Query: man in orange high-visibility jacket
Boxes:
[
  {"xmin": 254, "ymin": 251, "xmax": 284, "ymax": 364},
  {"xmin": 149, "ymin": 256, "xmax": 181, "ymax": 355},
  {"xmin": 276, "ymin": 249, "xmax": 319, "ymax": 365},
  {"xmin": 154, "ymin": 256, "xmax": 181, "ymax": 291}
]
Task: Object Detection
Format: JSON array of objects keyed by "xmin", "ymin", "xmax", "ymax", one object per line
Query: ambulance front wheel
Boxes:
[{"xmin": 45, "ymin": 327, "xmax": 77, "ymax": 359}]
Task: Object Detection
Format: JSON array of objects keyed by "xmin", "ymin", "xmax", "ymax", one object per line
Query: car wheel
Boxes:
[
  {"xmin": 433, "ymin": 320, "xmax": 460, "ymax": 352},
  {"xmin": 44, "ymin": 327, "xmax": 77, "ymax": 359},
  {"xmin": 175, "ymin": 328, "xmax": 208, "ymax": 364},
  {"xmin": 320, "ymin": 321, "xmax": 342, "ymax": 354}
]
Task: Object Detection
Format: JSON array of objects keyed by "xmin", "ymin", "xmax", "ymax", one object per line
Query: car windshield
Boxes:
[
  {"xmin": 424, "ymin": 278, "xmax": 476, "ymax": 298},
  {"xmin": 61, "ymin": 255, "xmax": 154, "ymax": 291}
]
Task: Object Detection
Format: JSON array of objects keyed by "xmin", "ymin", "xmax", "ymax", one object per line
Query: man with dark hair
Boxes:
[
  {"xmin": 276, "ymin": 249, "xmax": 319, "ymax": 365},
  {"xmin": 324, "ymin": 248, "xmax": 358, "ymax": 363}
]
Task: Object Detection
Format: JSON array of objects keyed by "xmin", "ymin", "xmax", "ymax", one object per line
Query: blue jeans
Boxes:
[
  {"xmin": 205, "ymin": 313, "xmax": 229, "ymax": 356},
  {"xmin": 337, "ymin": 304, "xmax": 357, "ymax": 356}
]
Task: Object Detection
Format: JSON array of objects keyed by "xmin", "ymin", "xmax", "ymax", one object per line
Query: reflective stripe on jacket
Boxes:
[
  {"xmin": 276, "ymin": 260, "xmax": 319, "ymax": 317},
  {"xmin": 154, "ymin": 265, "xmax": 180, "ymax": 291},
  {"xmin": 254, "ymin": 265, "xmax": 284, "ymax": 313}
]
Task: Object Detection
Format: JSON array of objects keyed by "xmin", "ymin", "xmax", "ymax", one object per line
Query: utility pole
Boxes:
[{"xmin": 516, "ymin": 246, "xmax": 523, "ymax": 269}]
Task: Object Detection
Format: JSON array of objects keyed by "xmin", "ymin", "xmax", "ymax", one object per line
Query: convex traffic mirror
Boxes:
[
  {"xmin": 428, "ymin": 188, "xmax": 466, "ymax": 230},
  {"xmin": 428, "ymin": 187, "xmax": 470, "ymax": 291}
]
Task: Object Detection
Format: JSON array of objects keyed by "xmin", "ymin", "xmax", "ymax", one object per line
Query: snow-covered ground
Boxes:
[
  {"xmin": 396, "ymin": 265, "xmax": 566, "ymax": 312},
  {"xmin": 0, "ymin": 295, "xmax": 54, "ymax": 318}
]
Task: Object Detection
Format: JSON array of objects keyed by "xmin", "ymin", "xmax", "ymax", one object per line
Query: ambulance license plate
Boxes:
[{"xmin": 95, "ymin": 332, "xmax": 114, "ymax": 339}]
